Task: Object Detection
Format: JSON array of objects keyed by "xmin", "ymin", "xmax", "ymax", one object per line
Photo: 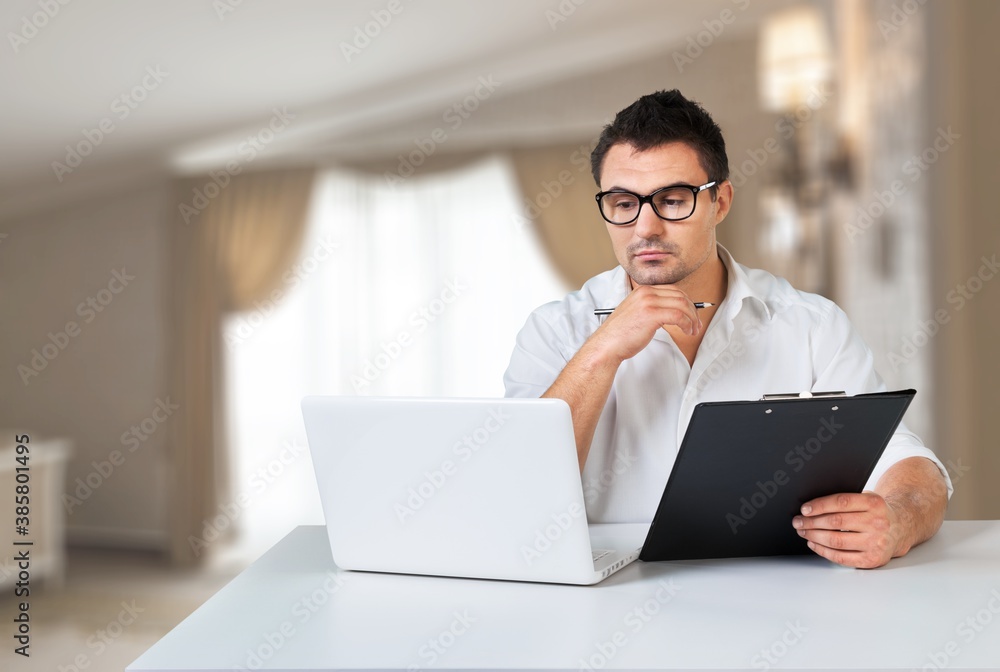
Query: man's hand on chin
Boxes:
[{"xmin": 791, "ymin": 492, "xmax": 909, "ymax": 569}]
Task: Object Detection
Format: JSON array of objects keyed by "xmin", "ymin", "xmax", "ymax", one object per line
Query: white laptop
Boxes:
[{"xmin": 301, "ymin": 396, "xmax": 645, "ymax": 585}]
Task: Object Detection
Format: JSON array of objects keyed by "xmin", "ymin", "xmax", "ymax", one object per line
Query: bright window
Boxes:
[{"xmin": 220, "ymin": 155, "xmax": 571, "ymax": 561}]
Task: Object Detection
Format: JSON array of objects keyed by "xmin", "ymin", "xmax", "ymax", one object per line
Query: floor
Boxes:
[{"xmin": 0, "ymin": 545, "xmax": 246, "ymax": 672}]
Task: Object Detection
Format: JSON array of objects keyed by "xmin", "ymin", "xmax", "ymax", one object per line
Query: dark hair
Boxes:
[{"xmin": 590, "ymin": 89, "xmax": 729, "ymax": 192}]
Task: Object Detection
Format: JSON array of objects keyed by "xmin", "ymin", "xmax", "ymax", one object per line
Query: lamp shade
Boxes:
[{"xmin": 758, "ymin": 5, "xmax": 834, "ymax": 111}]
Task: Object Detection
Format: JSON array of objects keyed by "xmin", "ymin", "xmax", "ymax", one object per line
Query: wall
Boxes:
[
  {"xmin": 0, "ymin": 181, "xmax": 172, "ymax": 547},
  {"xmin": 929, "ymin": 0, "xmax": 1000, "ymax": 519},
  {"xmin": 340, "ymin": 31, "xmax": 776, "ymax": 270}
]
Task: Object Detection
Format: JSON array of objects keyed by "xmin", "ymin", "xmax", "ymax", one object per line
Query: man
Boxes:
[{"xmin": 503, "ymin": 90, "xmax": 950, "ymax": 569}]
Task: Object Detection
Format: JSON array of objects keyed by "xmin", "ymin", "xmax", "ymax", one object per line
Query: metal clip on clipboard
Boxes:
[{"xmin": 760, "ymin": 390, "xmax": 847, "ymax": 401}]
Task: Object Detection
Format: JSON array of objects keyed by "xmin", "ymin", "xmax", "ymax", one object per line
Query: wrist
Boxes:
[
  {"xmin": 883, "ymin": 495, "xmax": 916, "ymax": 556},
  {"xmin": 579, "ymin": 336, "xmax": 624, "ymax": 372}
]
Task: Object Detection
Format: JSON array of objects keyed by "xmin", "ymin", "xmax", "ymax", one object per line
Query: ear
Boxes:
[{"xmin": 712, "ymin": 180, "xmax": 734, "ymax": 226}]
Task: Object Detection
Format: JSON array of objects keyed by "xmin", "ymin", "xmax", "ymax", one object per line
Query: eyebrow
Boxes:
[{"xmin": 603, "ymin": 181, "xmax": 699, "ymax": 192}]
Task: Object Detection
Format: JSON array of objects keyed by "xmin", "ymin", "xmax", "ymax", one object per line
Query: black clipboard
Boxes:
[{"xmin": 639, "ymin": 389, "xmax": 916, "ymax": 561}]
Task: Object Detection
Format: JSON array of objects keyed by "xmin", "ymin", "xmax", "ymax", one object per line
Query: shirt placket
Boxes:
[{"xmin": 677, "ymin": 304, "xmax": 740, "ymax": 446}]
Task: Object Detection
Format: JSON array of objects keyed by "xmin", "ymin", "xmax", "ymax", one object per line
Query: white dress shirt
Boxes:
[{"xmin": 503, "ymin": 244, "xmax": 953, "ymax": 523}]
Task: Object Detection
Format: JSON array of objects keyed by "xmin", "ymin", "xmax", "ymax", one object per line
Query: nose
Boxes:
[{"xmin": 632, "ymin": 200, "xmax": 668, "ymax": 240}]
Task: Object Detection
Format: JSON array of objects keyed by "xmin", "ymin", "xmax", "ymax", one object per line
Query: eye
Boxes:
[
  {"xmin": 654, "ymin": 190, "xmax": 691, "ymax": 210},
  {"xmin": 604, "ymin": 194, "xmax": 638, "ymax": 210}
]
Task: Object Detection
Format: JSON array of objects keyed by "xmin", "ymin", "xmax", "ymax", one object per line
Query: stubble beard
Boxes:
[
  {"xmin": 624, "ymin": 239, "xmax": 692, "ymax": 286},
  {"xmin": 626, "ymin": 257, "xmax": 692, "ymax": 286}
]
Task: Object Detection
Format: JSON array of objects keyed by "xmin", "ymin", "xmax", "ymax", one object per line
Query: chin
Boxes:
[{"xmin": 628, "ymin": 264, "xmax": 689, "ymax": 286}]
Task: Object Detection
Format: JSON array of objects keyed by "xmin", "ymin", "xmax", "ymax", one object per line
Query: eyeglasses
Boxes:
[{"xmin": 595, "ymin": 181, "xmax": 717, "ymax": 225}]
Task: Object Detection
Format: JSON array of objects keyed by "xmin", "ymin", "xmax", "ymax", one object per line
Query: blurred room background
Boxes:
[{"xmin": 1, "ymin": 0, "xmax": 997, "ymax": 669}]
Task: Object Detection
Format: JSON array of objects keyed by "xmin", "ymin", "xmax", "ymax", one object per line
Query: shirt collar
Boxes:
[{"xmin": 716, "ymin": 243, "xmax": 773, "ymax": 321}]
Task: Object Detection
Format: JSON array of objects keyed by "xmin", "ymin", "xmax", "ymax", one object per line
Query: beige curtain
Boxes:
[
  {"xmin": 510, "ymin": 146, "xmax": 618, "ymax": 288},
  {"xmin": 167, "ymin": 167, "xmax": 315, "ymax": 565}
]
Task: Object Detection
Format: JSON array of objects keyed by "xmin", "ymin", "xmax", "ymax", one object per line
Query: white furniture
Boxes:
[
  {"xmin": 129, "ymin": 521, "xmax": 1000, "ymax": 671},
  {"xmin": 0, "ymin": 435, "xmax": 71, "ymax": 590}
]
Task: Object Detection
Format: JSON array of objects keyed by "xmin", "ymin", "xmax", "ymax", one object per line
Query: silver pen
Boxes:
[{"xmin": 594, "ymin": 302, "xmax": 714, "ymax": 317}]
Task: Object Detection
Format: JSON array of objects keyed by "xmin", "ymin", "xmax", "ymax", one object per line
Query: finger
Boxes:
[
  {"xmin": 663, "ymin": 316, "xmax": 700, "ymax": 337},
  {"xmin": 647, "ymin": 305, "xmax": 699, "ymax": 336},
  {"xmin": 805, "ymin": 539, "xmax": 889, "ymax": 569},
  {"xmin": 647, "ymin": 288, "xmax": 701, "ymax": 319},
  {"xmin": 653, "ymin": 300, "xmax": 701, "ymax": 335},
  {"xmin": 606, "ymin": 302, "xmax": 696, "ymax": 335},
  {"xmin": 793, "ymin": 511, "xmax": 871, "ymax": 532},
  {"xmin": 621, "ymin": 288, "xmax": 701, "ymax": 336},
  {"xmin": 804, "ymin": 539, "xmax": 865, "ymax": 567},
  {"xmin": 625, "ymin": 286, "xmax": 700, "ymax": 324},
  {"xmin": 798, "ymin": 528, "xmax": 869, "ymax": 552},
  {"xmin": 800, "ymin": 492, "xmax": 878, "ymax": 517}
]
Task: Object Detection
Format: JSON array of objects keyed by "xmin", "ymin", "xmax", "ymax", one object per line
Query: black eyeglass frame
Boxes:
[{"xmin": 594, "ymin": 180, "xmax": 718, "ymax": 225}]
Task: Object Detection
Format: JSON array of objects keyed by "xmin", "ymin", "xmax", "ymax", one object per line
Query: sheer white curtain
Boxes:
[{"xmin": 220, "ymin": 155, "xmax": 570, "ymax": 561}]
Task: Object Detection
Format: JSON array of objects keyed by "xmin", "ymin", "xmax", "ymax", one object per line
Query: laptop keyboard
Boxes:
[{"xmin": 592, "ymin": 548, "xmax": 613, "ymax": 563}]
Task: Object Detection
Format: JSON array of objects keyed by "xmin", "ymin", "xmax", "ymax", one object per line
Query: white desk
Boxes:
[{"xmin": 129, "ymin": 522, "xmax": 1000, "ymax": 671}]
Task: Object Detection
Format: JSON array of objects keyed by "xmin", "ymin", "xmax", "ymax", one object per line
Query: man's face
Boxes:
[{"xmin": 598, "ymin": 141, "xmax": 732, "ymax": 287}]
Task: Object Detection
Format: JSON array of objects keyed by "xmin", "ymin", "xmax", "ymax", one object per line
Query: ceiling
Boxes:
[{"xmin": 1, "ymin": 0, "xmax": 798, "ymax": 206}]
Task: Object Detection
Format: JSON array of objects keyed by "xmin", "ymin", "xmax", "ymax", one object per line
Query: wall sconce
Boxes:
[
  {"xmin": 759, "ymin": 5, "xmax": 834, "ymax": 113},
  {"xmin": 756, "ymin": 5, "xmax": 843, "ymax": 295},
  {"xmin": 759, "ymin": 5, "xmax": 854, "ymax": 191}
]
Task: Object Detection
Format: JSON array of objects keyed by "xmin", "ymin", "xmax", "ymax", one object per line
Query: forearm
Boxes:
[
  {"xmin": 874, "ymin": 456, "xmax": 949, "ymax": 554},
  {"xmin": 542, "ymin": 340, "xmax": 620, "ymax": 472},
  {"xmin": 538, "ymin": 284, "xmax": 704, "ymax": 471}
]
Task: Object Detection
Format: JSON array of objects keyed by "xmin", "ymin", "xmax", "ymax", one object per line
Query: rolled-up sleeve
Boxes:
[{"xmin": 503, "ymin": 308, "xmax": 573, "ymax": 399}]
